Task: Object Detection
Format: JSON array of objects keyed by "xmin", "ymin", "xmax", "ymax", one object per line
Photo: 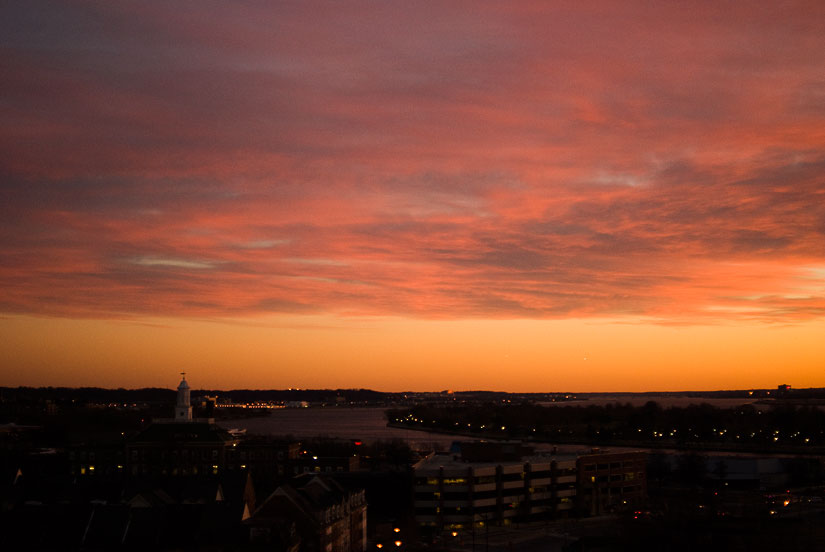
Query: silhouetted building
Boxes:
[
  {"xmin": 292, "ymin": 455, "xmax": 360, "ymax": 475},
  {"xmin": 246, "ymin": 474, "xmax": 367, "ymax": 551},
  {"xmin": 0, "ymin": 470, "xmax": 257, "ymax": 550},
  {"xmin": 127, "ymin": 422, "xmax": 239, "ymax": 477},
  {"xmin": 126, "ymin": 375, "xmax": 239, "ymax": 476},
  {"xmin": 576, "ymin": 449, "xmax": 647, "ymax": 515}
]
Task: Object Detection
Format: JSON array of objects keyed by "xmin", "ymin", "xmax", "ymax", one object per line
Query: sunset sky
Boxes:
[{"xmin": 2, "ymin": 2, "xmax": 824, "ymax": 391}]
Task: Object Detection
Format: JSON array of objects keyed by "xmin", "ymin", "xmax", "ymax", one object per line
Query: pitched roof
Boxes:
[{"xmin": 246, "ymin": 475, "xmax": 360, "ymax": 528}]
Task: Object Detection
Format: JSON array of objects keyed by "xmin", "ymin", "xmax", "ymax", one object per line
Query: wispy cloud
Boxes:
[
  {"xmin": 1, "ymin": 1, "xmax": 824, "ymax": 324},
  {"xmin": 131, "ymin": 257, "xmax": 216, "ymax": 270}
]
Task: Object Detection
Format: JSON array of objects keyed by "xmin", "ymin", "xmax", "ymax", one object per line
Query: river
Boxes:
[
  {"xmin": 216, "ymin": 396, "xmax": 762, "ymax": 450},
  {"xmin": 217, "ymin": 407, "xmax": 457, "ymax": 448}
]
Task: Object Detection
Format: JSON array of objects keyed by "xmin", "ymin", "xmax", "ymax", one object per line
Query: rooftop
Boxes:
[
  {"xmin": 413, "ymin": 450, "xmax": 578, "ymax": 472},
  {"xmin": 130, "ymin": 422, "xmax": 236, "ymax": 444}
]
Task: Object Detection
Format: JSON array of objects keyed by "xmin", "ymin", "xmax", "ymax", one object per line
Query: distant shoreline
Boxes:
[{"xmin": 385, "ymin": 422, "xmax": 825, "ymax": 457}]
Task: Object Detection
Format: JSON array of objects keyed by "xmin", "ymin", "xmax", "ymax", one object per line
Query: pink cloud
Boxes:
[{"xmin": 1, "ymin": 2, "xmax": 825, "ymax": 323}]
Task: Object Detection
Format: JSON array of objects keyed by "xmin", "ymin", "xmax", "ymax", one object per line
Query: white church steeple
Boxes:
[{"xmin": 175, "ymin": 372, "xmax": 193, "ymax": 421}]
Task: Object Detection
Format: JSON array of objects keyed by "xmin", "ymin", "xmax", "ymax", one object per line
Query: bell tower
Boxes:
[{"xmin": 175, "ymin": 372, "xmax": 193, "ymax": 421}]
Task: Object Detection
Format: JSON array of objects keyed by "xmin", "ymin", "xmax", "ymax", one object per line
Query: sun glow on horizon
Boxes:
[{"xmin": 2, "ymin": 314, "xmax": 822, "ymax": 392}]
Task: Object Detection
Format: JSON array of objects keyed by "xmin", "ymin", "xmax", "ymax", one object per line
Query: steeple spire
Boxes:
[{"xmin": 175, "ymin": 373, "xmax": 192, "ymax": 421}]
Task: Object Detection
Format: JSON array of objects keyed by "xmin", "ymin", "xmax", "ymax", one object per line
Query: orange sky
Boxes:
[{"xmin": 1, "ymin": 2, "xmax": 824, "ymax": 391}]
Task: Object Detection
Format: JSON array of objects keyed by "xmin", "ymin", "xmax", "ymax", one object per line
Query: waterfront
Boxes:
[
  {"xmin": 218, "ymin": 406, "xmax": 457, "ymax": 447},
  {"xmin": 216, "ymin": 396, "xmax": 764, "ymax": 449}
]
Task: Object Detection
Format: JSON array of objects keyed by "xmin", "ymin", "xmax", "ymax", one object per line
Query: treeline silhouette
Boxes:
[
  {"xmin": 0, "ymin": 386, "xmax": 388, "ymax": 405},
  {"xmin": 388, "ymin": 401, "xmax": 825, "ymax": 452}
]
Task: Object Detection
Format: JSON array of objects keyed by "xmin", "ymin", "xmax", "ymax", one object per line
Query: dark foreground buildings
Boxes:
[
  {"xmin": 3, "ymin": 377, "xmax": 667, "ymax": 550},
  {"xmin": 1, "ymin": 375, "xmax": 370, "ymax": 551}
]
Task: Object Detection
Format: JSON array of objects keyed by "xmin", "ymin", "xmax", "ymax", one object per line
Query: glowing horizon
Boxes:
[{"xmin": 2, "ymin": 2, "xmax": 824, "ymax": 391}]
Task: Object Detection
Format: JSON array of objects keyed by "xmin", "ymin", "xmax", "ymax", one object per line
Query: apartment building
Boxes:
[
  {"xmin": 413, "ymin": 442, "xmax": 647, "ymax": 533},
  {"xmin": 413, "ymin": 443, "xmax": 577, "ymax": 532}
]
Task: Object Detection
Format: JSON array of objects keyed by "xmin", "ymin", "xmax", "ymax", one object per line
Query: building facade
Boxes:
[
  {"xmin": 576, "ymin": 450, "xmax": 647, "ymax": 515},
  {"xmin": 413, "ymin": 442, "xmax": 647, "ymax": 533},
  {"xmin": 413, "ymin": 446, "xmax": 577, "ymax": 532}
]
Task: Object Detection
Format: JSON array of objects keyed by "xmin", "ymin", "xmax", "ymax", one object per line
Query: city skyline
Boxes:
[{"xmin": 2, "ymin": 2, "xmax": 824, "ymax": 391}]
